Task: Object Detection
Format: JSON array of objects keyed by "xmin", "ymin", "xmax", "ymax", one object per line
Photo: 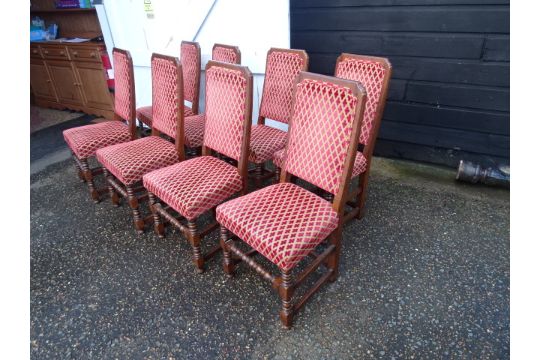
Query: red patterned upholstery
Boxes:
[
  {"xmin": 203, "ymin": 65, "xmax": 249, "ymax": 161},
  {"xmin": 63, "ymin": 121, "xmax": 131, "ymax": 160},
  {"xmin": 259, "ymin": 50, "xmax": 307, "ymax": 124},
  {"xmin": 143, "ymin": 156, "xmax": 243, "ymax": 221},
  {"xmin": 96, "ymin": 136, "xmax": 179, "ymax": 185},
  {"xmin": 273, "ymin": 149, "xmax": 367, "ymax": 178},
  {"xmin": 184, "ymin": 114, "xmax": 205, "ymax": 148},
  {"xmin": 181, "ymin": 42, "xmax": 200, "ymax": 106},
  {"xmin": 284, "ymin": 78, "xmax": 358, "ymax": 195},
  {"xmin": 248, "ymin": 125, "xmax": 287, "ymax": 164},
  {"xmin": 151, "ymin": 56, "xmax": 182, "ymax": 139},
  {"xmin": 113, "ymin": 49, "xmax": 134, "ymax": 121},
  {"xmin": 335, "ymin": 57, "xmax": 389, "ymax": 145},
  {"xmin": 212, "ymin": 45, "xmax": 240, "ymax": 64},
  {"xmin": 217, "ymin": 183, "xmax": 338, "ymax": 271},
  {"xmin": 135, "ymin": 105, "xmax": 194, "ymax": 128}
]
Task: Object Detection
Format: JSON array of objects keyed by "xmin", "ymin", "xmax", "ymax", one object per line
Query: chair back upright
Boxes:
[
  {"xmin": 112, "ymin": 48, "xmax": 137, "ymax": 139},
  {"xmin": 281, "ymin": 72, "xmax": 367, "ymax": 215},
  {"xmin": 258, "ymin": 48, "xmax": 309, "ymax": 125},
  {"xmin": 202, "ymin": 61, "xmax": 254, "ymax": 188},
  {"xmin": 180, "ymin": 41, "xmax": 202, "ymax": 115},
  {"xmin": 150, "ymin": 53, "xmax": 185, "ymax": 160},
  {"xmin": 334, "ymin": 54, "xmax": 392, "ymax": 157},
  {"xmin": 212, "ymin": 44, "xmax": 241, "ymax": 64}
]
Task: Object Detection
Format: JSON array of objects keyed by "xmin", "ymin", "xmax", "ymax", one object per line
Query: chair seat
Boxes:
[
  {"xmin": 63, "ymin": 121, "xmax": 131, "ymax": 160},
  {"xmin": 216, "ymin": 182, "xmax": 339, "ymax": 271},
  {"xmin": 143, "ymin": 156, "xmax": 243, "ymax": 221},
  {"xmin": 248, "ymin": 125, "xmax": 288, "ymax": 164},
  {"xmin": 273, "ymin": 149, "xmax": 368, "ymax": 178},
  {"xmin": 184, "ymin": 114, "xmax": 205, "ymax": 148},
  {"xmin": 96, "ymin": 136, "xmax": 179, "ymax": 185},
  {"xmin": 136, "ymin": 105, "xmax": 194, "ymax": 127}
]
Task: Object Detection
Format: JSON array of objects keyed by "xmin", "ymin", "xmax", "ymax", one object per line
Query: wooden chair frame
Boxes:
[
  {"xmin": 71, "ymin": 47, "xmax": 137, "ymax": 203},
  {"xmin": 220, "ymin": 72, "xmax": 367, "ymax": 328},
  {"xmin": 249, "ymin": 48, "xmax": 309, "ymax": 187},
  {"xmin": 136, "ymin": 41, "xmax": 201, "ymax": 135},
  {"xmin": 273, "ymin": 53, "xmax": 392, "ymax": 223},
  {"xmin": 212, "ymin": 43, "xmax": 242, "ymax": 64},
  {"xmin": 103, "ymin": 53, "xmax": 186, "ymax": 234},
  {"xmin": 148, "ymin": 61, "xmax": 253, "ymax": 272}
]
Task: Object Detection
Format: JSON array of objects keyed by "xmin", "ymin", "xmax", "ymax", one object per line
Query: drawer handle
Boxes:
[
  {"xmin": 60, "ymin": 50, "xmax": 65, "ymax": 55},
  {"xmin": 73, "ymin": 51, "xmax": 78, "ymax": 57},
  {"xmin": 32, "ymin": 49, "xmax": 38, "ymax": 54},
  {"xmin": 44, "ymin": 50, "xmax": 49, "ymax": 54},
  {"xmin": 90, "ymin": 52, "xmax": 97, "ymax": 58}
]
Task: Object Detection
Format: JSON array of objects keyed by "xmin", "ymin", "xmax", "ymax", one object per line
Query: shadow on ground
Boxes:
[{"xmin": 30, "ymin": 139, "xmax": 509, "ymax": 359}]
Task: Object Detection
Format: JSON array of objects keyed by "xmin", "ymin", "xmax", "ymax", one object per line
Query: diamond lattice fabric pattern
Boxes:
[
  {"xmin": 212, "ymin": 46, "xmax": 239, "ymax": 64},
  {"xmin": 136, "ymin": 106, "xmax": 194, "ymax": 128},
  {"xmin": 259, "ymin": 51, "xmax": 306, "ymax": 124},
  {"xmin": 151, "ymin": 57, "xmax": 181, "ymax": 140},
  {"xmin": 113, "ymin": 50, "xmax": 133, "ymax": 121},
  {"xmin": 284, "ymin": 79, "xmax": 358, "ymax": 195},
  {"xmin": 96, "ymin": 136, "xmax": 179, "ymax": 185},
  {"xmin": 217, "ymin": 182, "xmax": 339, "ymax": 271},
  {"xmin": 184, "ymin": 114, "xmax": 205, "ymax": 148},
  {"xmin": 203, "ymin": 66, "xmax": 248, "ymax": 161},
  {"xmin": 63, "ymin": 121, "xmax": 131, "ymax": 160},
  {"xmin": 273, "ymin": 148, "xmax": 367, "ymax": 178},
  {"xmin": 248, "ymin": 125, "xmax": 288, "ymax": 163},
  {"xmin": 181, "ymin": 42, "xmax": 200, "ymax": 105},
  {"xmin": 336, "ymin": 58, "xmax": 387, "ymax": 145},
  {"xmin": 143, "ymin": 156, "xmax": 243, "ymax": 221}
]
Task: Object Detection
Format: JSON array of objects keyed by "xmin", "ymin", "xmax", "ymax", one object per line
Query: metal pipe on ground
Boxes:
[{"xmin": 455, "ymin": 160, "xmax": 509, "ymax": 188}]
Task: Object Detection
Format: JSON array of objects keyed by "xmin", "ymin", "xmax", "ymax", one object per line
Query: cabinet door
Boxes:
[
  {"xmin": 73, "ymin": 61, "xmax": 113, "ymax": 110},
  {"xmin": 30, "ymin": 59, "xmax": 58, "ymax": 102},
  {"xmin": 46, "ymin": 60, "xmax": 85, "ymax": 106}
]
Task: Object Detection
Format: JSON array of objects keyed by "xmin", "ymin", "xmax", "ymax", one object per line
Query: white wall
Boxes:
[{"xmin": 96, "ymin": 0, "xmax": 290, "ymax": 129}]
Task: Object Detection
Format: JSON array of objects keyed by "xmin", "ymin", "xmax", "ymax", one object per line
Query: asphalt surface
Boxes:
[{"xmin": 31, "ymin": 124, "xmax": 509, "ymax": 359}]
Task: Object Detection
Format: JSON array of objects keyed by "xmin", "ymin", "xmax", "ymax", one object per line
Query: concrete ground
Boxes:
[{"xmin": 30, "ymin": 117, "xmax": 509, "ymax": 359}]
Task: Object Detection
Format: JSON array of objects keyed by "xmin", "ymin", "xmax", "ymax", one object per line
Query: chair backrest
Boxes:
[
  {"xmin": 212, "ymin": 43, "xmax": 241, "ymax": 64},
  {"xmin": 334, "ymin": 54, "xmax": 392, "ymax": 150},
  {"xmin": 150, "ymin": 53, "xmax": 185, "ymax": 159},
  {"xmin": 258, "ymin": 48, "xmax": 309, "ymax": 125},
  {"xmin": 180, "ymin": 41, "xmax": 201, "ymax": 114},
  {"xmin": 202, "ymin": 61, "xmax": 253, "ymax": 179},
  {"xmin": 112, "ymin": 48, "xmax": 136, "ymax": 138},
  {"xmin": 281, "ymin": 72, "xmax": 367, "ymax": 213}
]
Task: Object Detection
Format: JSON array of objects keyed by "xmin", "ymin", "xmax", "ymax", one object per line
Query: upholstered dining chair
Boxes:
[
  {"xmin": 63, "ymin": 48, "xmax": 136, "ymax": 203},
  {"xmin": 273, "ymin": 54, "xmax": 392, "ymax": 222},
  {"xmin": 136, "ymin": 41, "xmax": 201, "ymax": 131},
  {"xmin": 216, "ymin": 72, "xmax": 367, "ymax": 328},
  {"xmin": 96, "ymin": 54, "xmax": 186, "ymax": 233},
  {"xmin": 248, "ymin": 48, "xmax": 308, "ymax": 186},
  {"xmin": 212, "ymin": 43, "xmax": 241, "ymax": 64},
  {"xmin": 142, "ymin": 61, "xmax": 253, "ymax": 273}
]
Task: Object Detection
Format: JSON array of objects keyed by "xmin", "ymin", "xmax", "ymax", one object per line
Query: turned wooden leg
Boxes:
[
  {"xmin": 326, "ymin": 230, "xmax": 342, "ymax": 282},
  {"xmin": 127, "ymin": 185, "xmax": 144, "ymax": 234},
  {"xmin": 356, "ymin": 173, "xmax": 368, "ymax": 220},
  {"xmin": 279, "ymin": 269, "xmax": 294, "ymax": 329},
  {"xmin": 187, "ymin": 220, "xmax": 204, "ymax": 273},
  {"xmin": 73, "ymin": 155, "xmax": 86, "ymax": 183},
  {"xmin": 102, "ymin": 167, "xmax": 120, "ymax": 207},
  {"xmin": 148, "ymin": 192, "xmax": 164, "ymax": 238},
  {"xmin": 220, "ymin": 226, "xmax": 235, "ymax": 276},
  {"xmin": 254, "ymin": 163, "xmax": 264, "ymax": 188},
  {"xmin": 274, "ymin": 166, "xmax": 281, "ymax": 184},
  {"xmin": 80, "ymin": 158, "xmax": 99, "ymax": 203}
]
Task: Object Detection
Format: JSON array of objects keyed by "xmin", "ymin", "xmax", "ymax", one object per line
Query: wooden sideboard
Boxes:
[{"xmin": 30, "ymin": 41, "xmax": 114, "ymax": 119}]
